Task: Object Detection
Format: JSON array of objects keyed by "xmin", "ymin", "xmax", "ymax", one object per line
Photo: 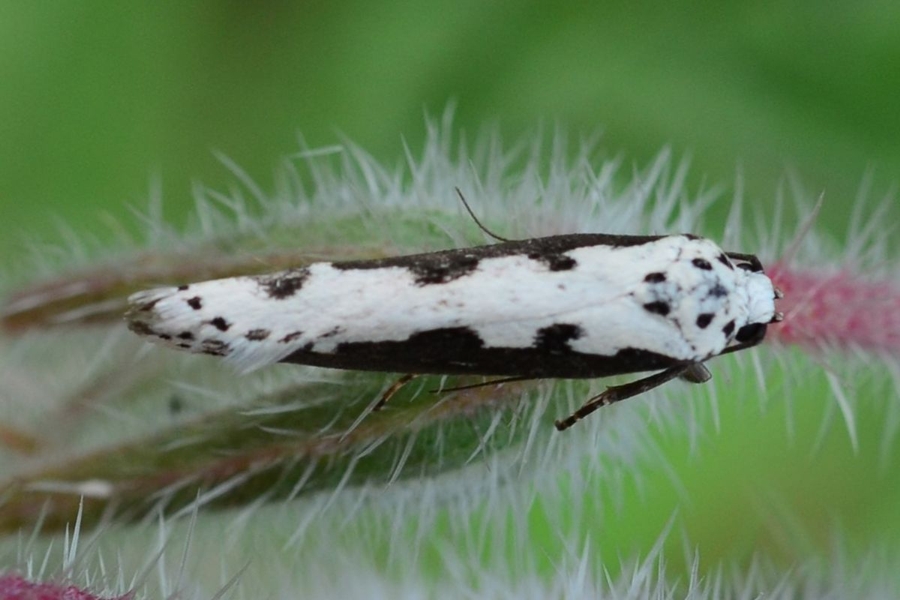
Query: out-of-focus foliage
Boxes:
[{"xmin": 2, "ymin": 2, "xmax": 900, "ymax": 253}]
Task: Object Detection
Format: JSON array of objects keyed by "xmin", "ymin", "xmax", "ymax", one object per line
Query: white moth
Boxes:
[{"xmin": 127, "ymin": 224, "xmax": 782, "ymax": 430}]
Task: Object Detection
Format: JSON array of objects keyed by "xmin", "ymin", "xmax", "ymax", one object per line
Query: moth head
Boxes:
[{"xmin": 733, "ymin": 258, "xmax": 783, "ymax": 345}]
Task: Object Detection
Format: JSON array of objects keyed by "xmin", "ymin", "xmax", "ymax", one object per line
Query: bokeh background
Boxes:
[
  {"xmin": 3, "ymin": 1, "xmax": 900, "ymax": 591},
  {"xmin": 3, "ymin": 2, "xmax": 900, "ymax": 252}
]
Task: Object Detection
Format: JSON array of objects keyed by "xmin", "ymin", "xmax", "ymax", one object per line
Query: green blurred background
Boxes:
[
  {"xmin": 3, "ymin": 0, "xmax": 900, "ymax": 583},
  {"xmin": 3, "ymin": 1, "xmax": 900, "ymax": 254}
]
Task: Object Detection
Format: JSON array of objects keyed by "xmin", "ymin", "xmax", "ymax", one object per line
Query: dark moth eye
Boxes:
[{"xmin": 735, "ymin": 323, "xmax": 767, "ymax": 344}]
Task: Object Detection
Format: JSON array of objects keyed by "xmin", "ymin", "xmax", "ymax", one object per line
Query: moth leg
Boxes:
[
  {"xmin": 716, "ymin": 336, "xmax": 765, "ymax": 357},
  {"xmin": 377, "ymin": 375, "xmax": 534, "ymax": 412},
  {"xmin": 373, "ymin": 374, "xmax": 420, "ymax": 411},
  {"xmin": 679, "ymin": 363, "xmax": 712, "ymax": 384},
  {"xmin": 433, "ymin": 375, "xmax": 535, "ymax": 394},
  {"xmin": 554, "ymin": 365, "xmax": 693, "ymax": 431}
]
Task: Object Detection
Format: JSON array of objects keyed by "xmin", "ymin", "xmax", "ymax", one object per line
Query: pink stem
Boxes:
[
  {"xmin": 0, "ymin": 574, "xmax": 132, "ymax": 600},
  {"xmin": 767, "ymin": 263, "xmax": 900, "ymax": 355}
]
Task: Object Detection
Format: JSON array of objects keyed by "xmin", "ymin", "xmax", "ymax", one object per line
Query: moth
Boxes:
[{"xmin": 126, "ymin": 202, "xmax": 782, "ymax": 430}]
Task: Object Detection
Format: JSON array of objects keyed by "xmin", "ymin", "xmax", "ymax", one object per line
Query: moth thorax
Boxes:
[{"xmin": 742, "ymin": 271, "xmax": 778, "ymax": 325}]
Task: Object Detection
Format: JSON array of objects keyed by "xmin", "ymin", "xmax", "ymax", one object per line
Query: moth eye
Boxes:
[
  {"xmin": 735, "ymin": 262, "xmax": 755, "ymax": 272},
  {"xmin": 734, "ymin": 323, "xmax": 767, "ymax": 343}
]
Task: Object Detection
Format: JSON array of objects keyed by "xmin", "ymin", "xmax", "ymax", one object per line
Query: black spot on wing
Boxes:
[
  {"xmin": 187, "ymin": 297, "xmax": 203, "ymax": 310},
  {"xmin": 534, "ymin": 323, "xmax": 583, "ymax": 354},
  {"xmin": 528, "ymin": 253, "xmax": 578, "ymax": 271},
  {"xmin": 256, "ymin": 268, "xmax": 310, "ymax": 299},
  {"xmin": 201, "ymin": 339, "xmax": 230, "ymax": 356},
  {"xmin": 411, "ymin": 255, "xmax": 481, "ymax": 285},
  {"xmin": 246, "ymin": 328, "xmax": 271, "ymax": 341},
  {"xmin": 643, "ymin": 301, "xmax": 670, "ymax": 316},
  {"xmin": 644, "ymin": 272, "xmax": 667, "ymax": 283},
  {"xmin": 209, "ymin": 317, "xmax": 230, "ymax": 332},
  {"xmin": 709, "ymin": 284, "xmax": 728, "ymax": 298},
  {"xmin": 177, "ymin": 284, "xmax": 190, "ymax": 291},
  {"xmin": 279, "ymin": 330, "xmax": 304, "ymax": 343},
  {"xmin": 696, "ymin": 313, "xmax": 714, "ymax": 329},
  {"xmin": 159, "ymin": 334, "xmax": 172, "ymax": 340},
  {"xmin": 722, "ymin": 320, "xmax": 735, "ymax": 338},
  {"xmin": 177, "ymin": 331, "xmax": 194, "ymax": 340},
  {"xmin": 128, "ymin": 321, "xmax": 155, "ymax": 336},
  {"xmin": 335, "ymin": 252, "xmax": 482, "ymax": 285},
  {"xmin": 320, "ymin": 326, "xmax": 344, "ymax": 338},
  {"xmin": 692, "ymin": 258, "xmax": 713, "ymax": 270}
]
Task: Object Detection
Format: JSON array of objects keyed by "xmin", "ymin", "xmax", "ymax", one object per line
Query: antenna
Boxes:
[{"xmin": 455, "ymin": 187, "xmax": 512, "ymax": 243}]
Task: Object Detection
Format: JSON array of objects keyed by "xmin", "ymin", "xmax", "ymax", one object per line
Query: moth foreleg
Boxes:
[{"xmin": 554, "ymin": 364, "xmax": 694, "ymax": 431}]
